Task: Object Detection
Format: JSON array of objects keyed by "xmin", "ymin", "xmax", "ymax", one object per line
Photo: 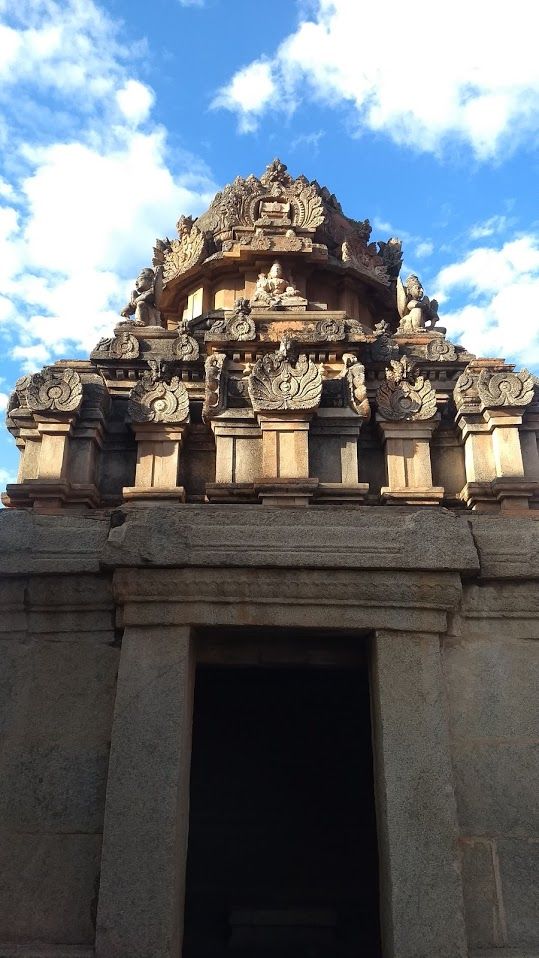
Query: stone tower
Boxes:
[{"xmin": 0, "ymin": 160, "xmax": 538, "ymax": 958}]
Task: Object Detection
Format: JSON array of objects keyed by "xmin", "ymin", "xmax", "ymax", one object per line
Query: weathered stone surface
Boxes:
[
  {"xmin": 444, "ymin": 634, "xmax": 539, "ymax": 739},
  {"xmin": 371, "ymin": 630, "xmax": 467, "ymax": 958},
  {"xmin": 452, "ymin": 741, "xmax": 539, "ymax": 836},
  {"xmin": 0, "ymin": 833, "xmax": 101, "ymax": 943},
  {"xmin": 0, "ymin": 512, "xmax": 110, "ymax": 575},
  {"xmin": 95, "ymin": 626, "xmax": 194, "ymax": 958},
  {"xmin": 460, "ymin": 837, "xmax": 506, "ymax": 948},
  {"xmin": 103, "ymin": 505, "xmax": 480, "ymax": 571},
  {"xmin": 497, "ymin": 838, "xmax": 539, "ymax": 948},
  {"xmin": 469, "ymin": 515, "xmax": 539, "ymax": 578}
]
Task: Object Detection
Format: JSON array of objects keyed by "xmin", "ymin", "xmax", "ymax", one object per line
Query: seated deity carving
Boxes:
[
  {"xmin": 396, "ymin": 274, "xmax": 442, "ymax": 333},
  {"xmin": 251, "ymin": 261, "xmax": 306, "ymax": 308},
  {"xmin": 120, "ymin": 268, "xmax": 162, "ymax": 327}
]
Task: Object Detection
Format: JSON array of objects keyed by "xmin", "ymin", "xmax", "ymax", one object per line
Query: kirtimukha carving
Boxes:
[
  {"xmin": 27, "ymin": 367, "xmax": 83, "ymax": 414},
  {"xmin": 120, "ymin": 268, "xmax": 161, "ymax": 327},
  {"xmin": 248, "ymin": 335, "xmax": 322, "ymax": 412},
  {"xmin": 377, "ymin": 356, "xmax": 437, "ymax": 421},
  {"xmin": 207, "ymin": 300, "xmax": 256, "ymax": 342},
  {"xmin": 127, "ymin": 364, "xmax": 189, "ymax": 424},
  {"xmin": 477, "ymin": 368, "xmax": 534, "ymax": 408},
  {"xmin": 174, "ymin": 321, "xmax": 200, "ymax": 362},
  {"xmin": 341, "ymin": 354, "xmax": 371, "ymax": 418},
  {"xmin": 92, "ymin": 331, "xmax": 140, "ymax": 360},
  {"xmin": 425, "ymin": 337, "xmax": 457, "ymax": 361},
  {"xmin": 396, "ymin": 274, "xmax": 440, "ymax": 332},
  {"xmin": 202, "ymin": 353, "xmax": 228, "ymax": 421},
  {"xmin": 251, "ymin": 261, "xmax": 306, "ymax": 309},
  {"xmin": 315, "ymin": 317, "xmax": 346, "ymax": 342}
]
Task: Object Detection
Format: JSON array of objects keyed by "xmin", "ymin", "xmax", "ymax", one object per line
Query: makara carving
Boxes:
[
  {"xmin": 248, "ymin": 335, "xmax": 322, "ymax": 413},
  {"xmin": 377, "ymin": 356, "xmax": 437, "ymax": 421},
  {"xmin": 27, "ymin": 367, "xmax": 83, "ymax": 414},
  {"xmin": 120, "ymin": 268, "xmax": 161, "ymax": 327},
  {"xmin": 127, "ymin": 362, "xmax": 189, "ymax": 424},
  {"xmin": 155, "ymin": 216, "xmax": 206, "ymax": 286},
  {"xmin": 202, "ymin": 353, "xmax": 228, "ymax": 421},
  {"xmin": 396, "ymin": 274, "xmax": 440, "ymax": 332},
  {"xmin": 342, "ymin": 354, "xmax": 370, "ymax": 418}
]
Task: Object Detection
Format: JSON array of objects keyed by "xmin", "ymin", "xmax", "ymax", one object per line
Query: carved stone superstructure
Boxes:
[
  {"xmin": 2, "ymin": 159, "xmax": 537, "ymax": 513},
  {"xmin": 1, "ymin": 160, "xmax": 539, "ymax": 958}
]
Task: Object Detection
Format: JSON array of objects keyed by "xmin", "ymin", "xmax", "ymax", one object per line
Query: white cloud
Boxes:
[
  {"xmin": 469, "ymin": 215, "xmax": 510, "ymax": 240},
  {"xmin": 414, "ymin": 241, "xmax": 434, "ymax": 258},
  {"xmin": 435, "ymin": 235, "xmax": 539, "ymax": 366},
  {"xmin": 0, "ymin": 391, "xmax": 8, "ymax": 411},
  {"xmin": 214, "ymin": 0, "xmax": 539, "ymax": 158},
  {"xmin": 212, "ymin": 60, "xmax": 277, "ymax": 132},
  {"xmin": 116, "ymin": 80, "xmax": 154, "ymax": 124},
  {"xmin": 0, "ymin": 0, "xmax": 217, "ymax": 377},
  {"xmin": 177, "ymin": 0, "xmax": 205, "ymax": 5}
]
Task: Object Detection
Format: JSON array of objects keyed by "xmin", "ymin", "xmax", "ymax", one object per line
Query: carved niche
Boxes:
[
  {"xmin": 27, "ymin": 367, "xmax": 83, "ymax": 414},
  {"xmin": 248, "ymin": 336, "xmax": 322, "ymax": 413},
  {"xmin": 376, "ymin": 356, "xmax": 437, "ymax": 421}
]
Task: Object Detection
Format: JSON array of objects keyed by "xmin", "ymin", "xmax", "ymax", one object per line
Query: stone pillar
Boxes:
[
  {"xmin": 255, "ymin": 412, "xmax": 319, "ymax": 505},
  {"xmin": 310, "ymin": 408, "xmax": 369, "ymax": 504},
  {"xmin": 371, "ymin": 630, "xmax": 467, "ymax": 958},
  {"xmin": 123, "ymin": 422, "xmax": 188, "ymax": 502},
  {"xmin": 454, "ymin": 362, "xmax": 537, "ymax": 512},
  {"xmin": 124, "ymin": 373, "xmax": 190, "ymax": 503},
  {"xmin": 95, "ymin": 626, "xmax": 195, "ymax": 958},
  {"xmin": 205, "ymin": 410, "xmax": 262, "ymax": 503},
  {"xmin": 378, "ymin": 418, "xmax": 444, "ymax": 505}
]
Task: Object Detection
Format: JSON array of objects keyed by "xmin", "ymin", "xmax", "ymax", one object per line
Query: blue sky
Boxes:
[{"xmin": 1, "ymin": 0, "xmax": 538, "ymax": 484}]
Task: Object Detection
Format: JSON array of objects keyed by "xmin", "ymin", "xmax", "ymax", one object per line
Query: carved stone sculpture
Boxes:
[
  {"xmin": 341, "ymin": 234, "xmax": 390, "ymax": 285},
  {"xmin": 127, "ymin": 371, "xmax": 190, "ymax": 424},
  {"xmin": 92, "ymin": 331, "xmax": 140, "ymax": 360},
  {"xmin": 120, "ymin": 268, "xmax": 161, "ymax": 327},
  {"xmin": 377, "ymin": 237, "xmax": 403, "ymax": 279},
  {"xmin": 341, "ymin": 355, "xmax": 370, "ymax": 418},
  {"xmin": 158, "ymin": 217, "xmax": 206, "ymax": 286},
  {"xmin": 251, "ymin": 261, "xmax": 306, "ymax": 309},
  {"xmin": 377, "ymin": 356, "xmax": 437, "ymax": 421},
  {"xmin": 248, "ymin": 336, "xmax": 322, "ymax": 412},
  {"xmin": 425, "ymin": 337, "xmax": 457, "ymax": 361},
  {"xmin": 370, "ymin": 320, "xmax": 398, "ymax": 362},
  {"xmin": 203, "ymin": 353, "xmax": 228, "ymax": 421},
  {"xmin": 174, "ymin": 321, "xmax": 200, "ymax": 362},
  {"xmin": 396, "ymin": 274, "xmax": 440, "ymax": 332},
  {"xmin": 477, "ymin": 368, "xmax": 534, "ymax": 408},
  {"xmin": 27, "ymin": 367, "xmax": 83, "ymax": 414},
  {"xmin": 315, "ymin": 317, "xmax": 346, "ymax": 342},
  {"xmin": 206, "ymin": 300, "xmax": 256, "ymax": 343}
]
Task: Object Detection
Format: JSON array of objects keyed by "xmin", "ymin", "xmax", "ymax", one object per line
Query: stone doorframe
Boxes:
[{"xmin": 95, "ymin": 561, "xmax": 469, "ymax": 958}]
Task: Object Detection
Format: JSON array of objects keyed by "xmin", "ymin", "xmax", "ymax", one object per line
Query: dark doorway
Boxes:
[{"xmin": 182, "ymin": 663, "xmax": 381, "ymax": 957}]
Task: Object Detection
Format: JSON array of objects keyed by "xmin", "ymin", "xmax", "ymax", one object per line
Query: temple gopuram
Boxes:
[{"xmin": 0, "ymin": 160, "xmax": 538, "ymax": 958}]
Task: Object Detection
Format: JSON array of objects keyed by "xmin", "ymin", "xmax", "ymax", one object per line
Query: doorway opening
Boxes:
[{"xmin": 183, "ymin": 655, "xmax": 381, "ymax": 957}]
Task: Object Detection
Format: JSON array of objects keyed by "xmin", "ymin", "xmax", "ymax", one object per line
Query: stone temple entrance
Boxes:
[{"xmin": 182, "ymin": 654, "xmax": 381, "ymax": 958}]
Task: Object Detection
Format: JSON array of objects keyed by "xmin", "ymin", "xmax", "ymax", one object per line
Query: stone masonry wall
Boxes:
[{"xmin": 0, "ymin": 507, "xmax": 537, "ymax": 958}]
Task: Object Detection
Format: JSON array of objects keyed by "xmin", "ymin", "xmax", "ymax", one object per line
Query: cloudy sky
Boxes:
[{"xmin": 0, "ymin": 0, "xmax": 538, "ymax": 483}]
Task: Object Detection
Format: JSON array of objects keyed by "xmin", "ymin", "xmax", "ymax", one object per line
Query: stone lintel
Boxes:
[
  {"xmin": 255, "ymin": 477, "xmax": 319, "ymax": 507},
  {"xmin": 122, "ymin": 486, "xmax": 186, "ymax": 503},
  {"xmin": 381, "ymin": 487, "xmax": 445, "ymax": 506}
]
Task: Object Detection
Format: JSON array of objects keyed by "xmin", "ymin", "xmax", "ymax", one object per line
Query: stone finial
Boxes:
[
  {"xmin": 376, "ymin": 356, "xmax": 437, "ymax": 421},
  {"xmin": 396, "ymin": 274, "xmax": 439, "ymax": 332},
  {"xmin": 248, "ymin": 336, "xmax": 322, "ymax": 413},
  {"xmin": 342, "ymin": 354, "xmax": 370, "ymax": 419},
  {"xmin": 203, "ymin": 352, "xmax": 228, "ymax": 421},
  {"xmin": 127, "ymin": 372, "xmax": 189, "ymax": 424},
  {"xmin": 27, "ymin": 366, "xmax": 83, "ymax": 414},
  {"xmin": 477, "ymin": 368, "xmax": 534, "ymax": 408}
]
